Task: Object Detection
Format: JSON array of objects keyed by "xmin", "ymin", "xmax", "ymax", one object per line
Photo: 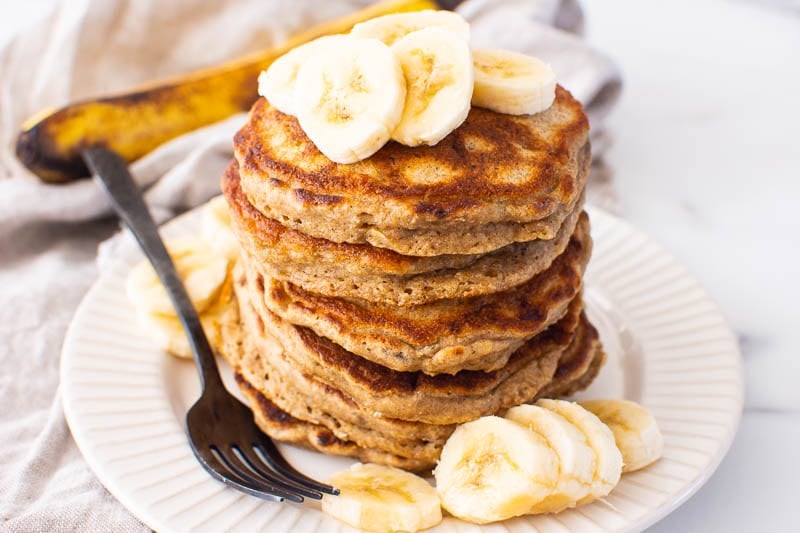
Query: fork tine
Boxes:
[
  {"xmin": 234, "ymin": 445, "xmax": 324, "ymax": 500},
  {"xmin": 198, "ymin": 449, "xmax": 289, "ymax": 503},
  {"xmin": 255, "ymin": 438, "xmax": 340, "ymax": 496},
  {"xmin": 209, "ymin": 446, "xmax": 304, "ymax": 503}
]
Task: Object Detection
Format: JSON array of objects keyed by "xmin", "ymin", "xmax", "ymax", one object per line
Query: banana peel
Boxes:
[{"xmin": 16, "ymin": 0, "xmax": 449, "ymax": 183}]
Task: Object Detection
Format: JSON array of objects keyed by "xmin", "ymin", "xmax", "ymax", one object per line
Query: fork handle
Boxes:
[{"xmin": 83, "ymin": 147, "xmax": 222, "ymax": 390}]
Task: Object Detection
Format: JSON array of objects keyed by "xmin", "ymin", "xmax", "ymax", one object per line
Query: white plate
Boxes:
[{"xmin": 61, "ymin": 205, "xmax": 743, "ymax": 533}]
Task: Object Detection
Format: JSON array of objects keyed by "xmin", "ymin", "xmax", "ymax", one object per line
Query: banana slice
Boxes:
[
  {"xmin": 140, "ymin": 311, "xmax": 217, "ymax": 360},
  {"xmin": 139, "ymin": 312, "xmax": 188, "ymax": 358},
  {"xmin": 138, "ymin": 268, "xmax": 235, "ymax": 359},
  {"xmin": 580, "ymin": 399, "xmax": 663, "ymax": 473},
  {"xmin": 321, "ymin": 463, "xmax": 442, "ymax": 533},
  {"xmin": 536, "ymin": 399, "xmax": 623, "ymax": 503},
  {"xmin": 126, "ymin": 236, "xmax": 229, "ymax": 316},
  {"xmin": 201, "ymin": 195, "xmax": 240, "ymax": 262},
  {"xmin": 472, "ymin": 48, "xmax": 556, "ymax": 116},
  {"xmin": 390, "ymin": 27, "xmax": 473, "ymax": 147},
  {"xmin": 350, "ymin": 10, "xmax": 470, "ymax": 46},
  {"xmin": 257, "ymin": 35, "xmax": 350, "ymax": 116},
  {"xmin": 294, "ymin": 36, "xmax": 406, "ymax": 164},
  {"xmin": 434, "ymin": 415, "xmax": 558, "ymax": 524},
  {"xmin": 505, "ymin": 404, "xmax": 595, "ymax": 513}
]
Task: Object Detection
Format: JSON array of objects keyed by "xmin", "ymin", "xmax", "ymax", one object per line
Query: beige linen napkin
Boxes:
[{"xmin": 0, "ymin": 1, "xmax": 621, "ymax": 530}]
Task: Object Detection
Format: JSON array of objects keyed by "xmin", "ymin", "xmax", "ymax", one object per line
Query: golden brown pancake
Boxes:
[
  {"xmin": 232, "ymin": 265, "xmax": 585, "ymax": 424},
  {"xmin": 241, "ymin": 213, "xmax": 591, "ymax": 374},
  {"xmin": 225, "ymin": 311, "xmax": 602, "ymax": 472},
  {"xmin": 539, "ymin": 329, "xmax": 606, "ymax": 399},
  {"xmin": 234, "ymin": 85, "xmax": 590, "ymax": 255},
  {"xmin": 223, "ymin": 160, "xmax": 585, "ymax": 306},
  {"xmin": 212, "ymin": 75, "xmax": 604, "ymax": 472},
  {"xmin": 236, "ymin": 374, "xmax": 435, "ymax": 473}
]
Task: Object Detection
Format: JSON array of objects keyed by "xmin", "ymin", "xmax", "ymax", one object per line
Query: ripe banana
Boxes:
[
  {"xmin": 321, "ymin": 463, "xmax": 442, "ymax": 533},
  {"xmin": 536, "ymin": 399, "xmax": 623, "ymax": 503},
  {"xmin": 201, "ymin": 195, "xmax": 241, "ymax": 262},
  {"xmin": 390, "ymin": 27, "xmax": 474, "ymax": 147},
  {"xmin": 258, "ymin": 35, "xmax": 351, "ymax": 116},
  {"xmin": 295, "ymin": 37, "xmax": 406, "ymax": 164},
  {"xmin": 505, "ymin": 404, "xmax": 595, "ymax": 513},
  {"xmin": 350, "ymin": 9, "xmax": 470, "ymax": 45},
  {"xmin": 16, "ymin": 0, "xmax": 440, "ymax": 183},
  {"xmin": 471, "ymin": 48, "xmax": 556, "ymax": 116},
  {"xmin": 126, "ymin": 236, "xmax": 229, "ymax": 317},
  {"xmin": 580, "ymin": 399, "xmax": 663, "ymax": 473},
  {"xmin": 434, "ymin": 415, "xmax": 558, "ymax": 524}
]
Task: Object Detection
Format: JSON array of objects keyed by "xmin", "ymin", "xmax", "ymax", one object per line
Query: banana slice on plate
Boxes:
[
  {"xmin": 434, "ymin": 415, "xmax": 558, "ymax": 524},
  {"xmin": 536, "ymin": 399, "xmax": 623, "ymax": 503},
  {"xmin": 472, "ymin": 48, "xmax": 556, "ymax": 116},
  {"xmin": 391, "ymin": 27, "xmax": 473, "ymax": 147},
  {"xmin": 138, "ymin": 263, "xmax": 235, "ymax": 359},
  {"xmin": 580, "ymin": 399, "xmax": 664, "ymax": 473},
  {"xmin": 139, "ymin": 312, "xmax": 194, "ymax": 359},
  {"xmin": 201, "ymin": 195, "xmax": 240, "ymax": 262},
  {"xmin": 350, "ymin": 10, "xmax": 470, "ymax": 45},
  {"xmin": 294, "ymin": 36, "xmax": 406, "ymax": 164},
  {"xmin": 505, "ymin": 404, "xmax": 595, "ymax": 513},
  {"xmin": 258, "ymin": 35, "xmax": 351, "ymax": 116},
  {"xmin": 126, "ymin": 236, "xmax": 229, "ymax": 317},
  {"xmin": 321, "ymin": 463, "xmax": 442, "ymax": 533}
]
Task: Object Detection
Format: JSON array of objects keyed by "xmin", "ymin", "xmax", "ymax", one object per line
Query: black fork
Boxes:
[{"xmin": 84, "ymin": 147, "xmax": 338, "ymax": 503}]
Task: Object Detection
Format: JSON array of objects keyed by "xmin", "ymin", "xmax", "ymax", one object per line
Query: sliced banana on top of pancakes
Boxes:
[{"xmin": 257, "ymin": 10, "xmax": 557, "ymax": 163}]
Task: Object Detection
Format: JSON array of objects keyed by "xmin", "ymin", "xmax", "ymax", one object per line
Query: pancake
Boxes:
[
  {"xmin": 236, "ymin": 374, "xmax": 436, "ymax": 473},
  {"xmin": 539, "ymin": 331, "xmax": 607, "ymax": 399},
  {"xmin": 541, "ymin": 320, "xmax": 601, "ymax": 394},
  {"xmin": 230, "ymin": 331, "xmax": 452, "ymax": 459},
  {"xmin": 223, "ymin": 160, "xmax": 585, "ymax": 306},
  {"xmin": 233, "ymin": 266, "xmax": 585, "ymax": 424},
  {"xmin": 221, "ymin": 301, "xmax": 590, "ymax": 446},
  {"xmin": 234, "ymin": 85, "xmax": 590, "ymax": 256},
  {"xmin": 228, "ymin": 314, "xmax": 603, "ymax": 472},
  {"xmin": 242, "ymin": 214, "xmax": 591, "ymax": 374}
]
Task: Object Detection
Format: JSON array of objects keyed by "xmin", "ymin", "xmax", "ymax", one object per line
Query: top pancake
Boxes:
[
  {"xmin": 224, "ymin": 158, "xmax": 586, "ymax": 306},
  {"xmin": 234, "ymin": 85, "xmax": 589, "ymax": 255}
]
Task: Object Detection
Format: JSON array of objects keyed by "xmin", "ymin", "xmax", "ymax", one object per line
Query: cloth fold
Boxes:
[{"xmin": 0, "ymin": 1, "xmax": 621, "ymax": 530}]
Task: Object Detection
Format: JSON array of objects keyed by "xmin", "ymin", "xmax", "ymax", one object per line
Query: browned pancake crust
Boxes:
[
  {"xmin": 540, "ymin": 338, "xmax": 607, "ymax": 399},
  {"xmin": 234, "ymin": 86, "xmax": 589, "ymax": 230},
  {"xmin": 231, "ymin": 319, "xmax": 604, "ymax": 472},
  {"xmin": 222, "ymin": 160, "xmax": 485, "ymax": 276},
  {"xmin": 235, "ymin": 374, "xmax": 435, "ymax": 472},
  {"xmin": 537, "ymin": 318, "xmax": 602, "ymax": 398},
  {"xmin": 223, "ymin": 160, "xmax": 586, "ymax": 305},
  {"xmin": 223, "ymin": 308, "xmax": 589, "ymax": 459},
  {"xmin": 234, "ymin": 262, "xmax": 585, "ymax": 424},
  {"xmin": 254, "ymin": 213, "xmax": 590, "ymax": 374},
  {"xmin": 232, "ymin": 84, "xmax": 590, "ymax": 256}
]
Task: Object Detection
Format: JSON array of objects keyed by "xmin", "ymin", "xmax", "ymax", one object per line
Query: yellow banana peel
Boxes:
[{"xmin": 16, "ymin": 0, "xmax": 442, "ymax": 183}]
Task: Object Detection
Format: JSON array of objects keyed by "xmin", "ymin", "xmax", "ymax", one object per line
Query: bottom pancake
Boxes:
[
  {"xmin": 224, "ymin": 159, "xmax": 587, "ymax": 308},
  {"xmin": 235, "ymin": 374, "xmax": 435, "ymax": 472},
  {"xmin": 218, "ymin": 297, "xmax": 604, "ymax": 471},
  {"xmin": 231, "ymin": 335, "xmax": 606, "ymax": 473},
  {"xmin": 541, "ymin": 340, "xmax": 606, "ymax": 399},
  {"xmin": 234, "ymin": 262, "xmax": 584, "ymax": 425}
]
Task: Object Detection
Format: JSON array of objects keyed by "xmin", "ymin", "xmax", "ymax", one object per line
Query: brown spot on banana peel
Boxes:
[
  {"xmin": 15, "ymin": 0, "xmax": 446, "ymax": 183},
  {"xmin": 15, "ymin": 125, "xmax": 92, "ymax": 183},
  {"xmin": 15, "ymin": 65, "xmax": 260, "ymax": 184}
]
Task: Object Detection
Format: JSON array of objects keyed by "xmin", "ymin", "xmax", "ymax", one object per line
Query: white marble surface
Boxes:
[
  {"xmin": 1, "ymin": 0, "xmax": 799, "ymax": 531},
  {"xmin": 586, "ymin": 0, "xmax": 800, "ymax": 531}
]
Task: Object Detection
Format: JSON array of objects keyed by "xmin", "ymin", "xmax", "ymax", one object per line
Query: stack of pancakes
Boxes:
[{"xmin": 219, "ymin": 85, "xmax": 605, "ymax": 472}]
